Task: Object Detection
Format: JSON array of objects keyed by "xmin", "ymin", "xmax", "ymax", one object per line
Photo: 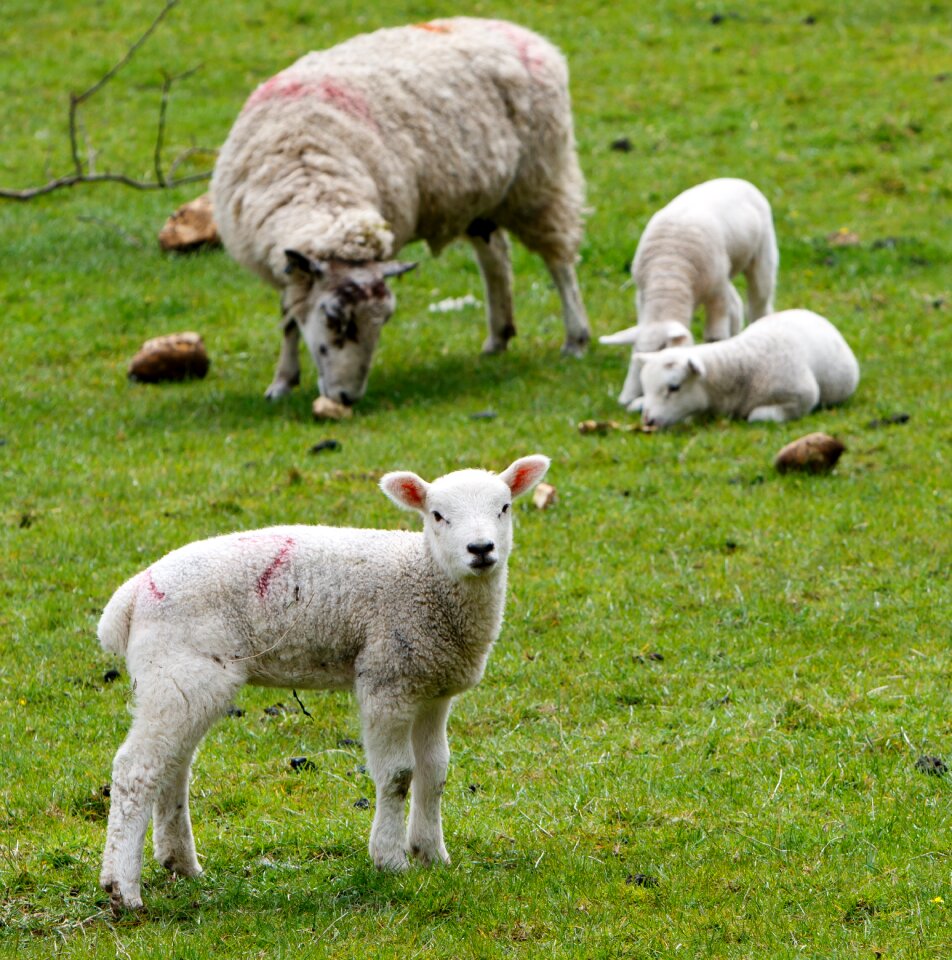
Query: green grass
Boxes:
[{"xmin": 1, "ymin": 0, "xmax": 950, "ymax": 956}]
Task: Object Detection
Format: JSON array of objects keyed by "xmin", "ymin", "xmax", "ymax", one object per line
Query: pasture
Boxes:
[{"xmin": 1, "ymin": 0, "xmax": 949, "ymax": 955}]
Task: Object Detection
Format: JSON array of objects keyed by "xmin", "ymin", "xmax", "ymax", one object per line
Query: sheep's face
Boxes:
[
  {"xmin": 379, "ymin": 456, "xmax": 550, "ymax": 582},
  {"xmin": 599, "ymin": 321, "xmax": 694, "ymax": 408},
  {"xmin": 285, "ymin": 252, "xmax": 417, "ymax": 406},
  {"xmin": 638, "ymin": 351, "xmax": 708, "ymax": 428}
]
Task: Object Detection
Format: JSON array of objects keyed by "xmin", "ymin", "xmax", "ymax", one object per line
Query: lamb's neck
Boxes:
[
  {"xmin": 694, "ymin": 339, "xmax": 760, "ymax": 415},
  {"xmin": 637, "ymin": 265, "xmax": 696, "ymax": 326},
  {"xmin": 423, "ymin": 551, "xmax": 509, "ymax": 649}
]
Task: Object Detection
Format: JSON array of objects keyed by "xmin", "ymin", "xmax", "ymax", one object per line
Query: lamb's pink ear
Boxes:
[
  {"xmin": 663, "ymin": 321, "xmax": 692, "ymax": 348},
  {"xmin": 499, "ymin": 455, "xmax": 550, "ymax": 499},
  {"xmin": 687, "ymin": 356, "xmax": 706, "ymax": 378},
  {"xmin": 380, "ymin": 471, "xmax": 429, "ymax": 512}
]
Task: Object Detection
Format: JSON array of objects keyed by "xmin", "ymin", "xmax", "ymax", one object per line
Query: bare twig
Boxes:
[{"xmin": 0, "ymin": 0, "xmax": 216, "ymax": 201}]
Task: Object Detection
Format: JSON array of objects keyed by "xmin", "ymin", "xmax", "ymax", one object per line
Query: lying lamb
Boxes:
[
  {"xmin": 600, "ymin": 178, "xmax": 779, "ymax": 410},
  {"xmin": 636, "ymin": 309, "xmax": 859, "ymax": 427},
  {"xmin": 97, "ymin": 454, "xmax": 550, "ymax": 911},
  {"xmin": 211, "ymin": 18, "xmax": 590, "ymax": 407}
]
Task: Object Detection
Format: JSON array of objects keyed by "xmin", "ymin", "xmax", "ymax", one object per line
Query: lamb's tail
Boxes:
[{"xmin": 97, "ymin": 576, "xmax": 139, "ymax": 657}]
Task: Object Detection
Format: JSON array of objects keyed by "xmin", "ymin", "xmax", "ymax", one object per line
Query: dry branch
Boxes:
[{"xmin": 0, "ymin": 0, "xmax": 217, "ymax": 201}]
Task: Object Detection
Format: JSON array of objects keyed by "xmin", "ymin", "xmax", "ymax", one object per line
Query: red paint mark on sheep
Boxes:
[
  {"xmin": 245, "ymin": 72, "xmax": 378, "ymax": 130},
  {"xmin": 255, "ymin": 537, "xmax": 295, "ymax": 598},
  {"xmin": 143, "ymin": 569, "xmax": 166, "ymax": 602},
  {"xmin": 487, "ymin": 21, "xmax": 548, "ymax": 78}
]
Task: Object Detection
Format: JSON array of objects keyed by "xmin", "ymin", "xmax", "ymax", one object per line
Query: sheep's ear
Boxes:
[
  {"xmin": 284, "ymin": 249, "xmax": 327, "ymax": 278},
  {"xmin": 380, "ymin": 260, "xmax": 418, "ymax": 279},
  {"xmin": 380, "ymin": 471, "xmax": 429, "ymax": 512},
  {"xmin": 687, "ymin": 356, "xmax": 706, "ymax": 378},
  {"xmin": 499, "ymin": 455, "xmax": 550, "ymax": 499},
  {"xmin": 599, "ymin": 326, "xmax": 640, "ymax": 347}
]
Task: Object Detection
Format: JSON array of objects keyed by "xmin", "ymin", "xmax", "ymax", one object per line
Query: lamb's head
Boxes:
[
  {"xmin": 600, "ymin": 321, "xmax": 694, "ymax": 408},
  {"xmin": 285, "ymin": 251, "xmax": 417, "ymax": 406},
  {"xmin": 638, "ymin": 350, "xmax": 709, "ymax": 428},
  {"xmin": 380, "ymin": 455, "xmax": 550, "ymax": 581}
]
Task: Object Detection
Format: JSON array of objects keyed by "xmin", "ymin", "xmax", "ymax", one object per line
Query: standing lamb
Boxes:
[
  {"xmin": 634, "ymin": 309, "xmax": 858, "ymax": 427},
  {"xmin": 97, "ymin": 455, "xmax": 550, "ymax": 912},
  {"xmin": 211, "ymin": 18, "xmax": 590, "ymax": 407},
  {"xmin": 600, "ymin": 178, "xmax": 779, "ymax": 411}
]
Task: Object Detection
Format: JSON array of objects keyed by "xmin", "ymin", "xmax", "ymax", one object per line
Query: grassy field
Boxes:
[{"xmin": 1, "ymin": 0, "xmax": 950, "ymax": 956}]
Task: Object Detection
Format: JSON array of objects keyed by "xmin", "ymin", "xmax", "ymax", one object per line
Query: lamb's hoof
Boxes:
[
  {"xmin": 160, "ymin": 855, "xmax": 203, "ymax": 878},
  {"xmin": 409, "ymin": 843, "xmax": 451, "ymax": 867},
  {"xmin": 103, "ymin": 880, "xmax": 143, "ymax": 914},
  {"xmin": 561, "ymin": 336, "xmax": 589, "ymax": 358},
  {"xmin": 372, "ymin": 851, "xmax": 410, "ymax": 872},
  {"xmin": 625, "ymin": 396, "xmax": 645, "ymax": 413}
]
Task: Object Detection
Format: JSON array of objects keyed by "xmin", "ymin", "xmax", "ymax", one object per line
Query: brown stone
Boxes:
[
  {"xmin": 158, "ymin": 193, "xmax": 220, "ymax": 252},
  {"xmin": 532, "ymin": 482, "xmax": 557, "ymax": 510},
  {"xmin": 128, "ymin": 332, "xmax": 210, "ymax": 382},
  {"xmin": 774, "ymin": 432, "xmax": 846, "ymax": 474},
  {"xmin": 312, "ymin": 396, "xmax": 353, "ymax": 421}
]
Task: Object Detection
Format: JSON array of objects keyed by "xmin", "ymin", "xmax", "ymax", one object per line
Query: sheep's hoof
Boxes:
[
  {"xmin": 264, "ymin": 381, "xmax": 294, "ymax": 401},
  {"xmin": 561, "ymin": 336, "xmax": 589, "ymax": 358},
  {"xmin": 481, "ymin": 337, "xmax": 509, "ymax": 355}
]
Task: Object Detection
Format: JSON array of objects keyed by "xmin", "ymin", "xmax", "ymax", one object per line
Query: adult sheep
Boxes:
[
  {"xmin": 97, "ymin": 455, "xmax": 550, "ymax": 912},
  {"xmin": 600, "ymin": 178, "xmax": 778, "ymax": 411},
  {"xmin": 212, "ymin": 18, "xmax": 591, "ymax": 407}
]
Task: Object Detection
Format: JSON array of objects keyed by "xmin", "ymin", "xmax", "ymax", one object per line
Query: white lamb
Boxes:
[
  {"xmin": 97, "ymin": 455, "xmax": 550, "ymax": 911},
  {"xmin": 211, "ymin": 17, "xmax": 590, "ymax": 407},
  {"xmin": 600, "ymin": 178, "xmax": 779, "ymax": 410},
  {"xmin": 636, "ymin": 309, "xmax": 859, "ymax": 428}
]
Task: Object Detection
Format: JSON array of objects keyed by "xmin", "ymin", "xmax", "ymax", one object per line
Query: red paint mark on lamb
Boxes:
[
  {"xmin": 412, "ymin": 21, "xmax": 452, "ymax": 33},
  {"xmin": 255, "ymin": 536, "xmax": 296, "ymax": 598},
  {"xmin": 245, "ymin": 71, "xmax": 378, "ymax": 130},
  {"xmin": 487, "ymin": 21, "xmax": 549, "ymax": 78},
  {"xmin": 140, "ymin": 569, "xmax": 166, "ymax": 602}
]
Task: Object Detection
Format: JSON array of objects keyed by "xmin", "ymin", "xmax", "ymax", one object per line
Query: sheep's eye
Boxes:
[
  {"xmin": 432, "ymin": 511, "xmax": 444, "ymax": 523},
  {"xmin": 501, "ymin": 503, "xmax": 511, "ymax": 515}
]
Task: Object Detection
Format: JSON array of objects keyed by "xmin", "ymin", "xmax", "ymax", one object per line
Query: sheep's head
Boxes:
[
  {"xmin": 600, "ymin": 321, "xmax": 694, "ymax": 408},
  {"xmin": 285, "ymin": 251, "xmax": 417, "ymax": 406},
  {"xmin": 379, "ymin": 455, "xmax": 550, "ymax": 581},
  {"xmin": 637, "ymin": 350, "xmax": 708, "ymax": 428}
]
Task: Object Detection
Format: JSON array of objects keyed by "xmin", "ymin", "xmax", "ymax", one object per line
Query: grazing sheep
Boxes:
[
  {"xmin": 211, "ymin": 17, "xmax": 590, "ymax": 407},
  {"xmin": 636, "ymin": 309, "xmax": 859, "ymax": 427},
  {"xmin": 600, "ymin": 178, "xmax": 779, "ymax": 410},
  {"xmin": 97, "ymin": 455, "xmax": 549, "ymax": 912}
]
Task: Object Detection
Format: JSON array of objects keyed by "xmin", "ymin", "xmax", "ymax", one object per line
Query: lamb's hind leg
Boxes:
[
  {"xmin": 703, "ymin": 283, "xmax": 745, "ymax": 341},
  {"xmin": 466, "ymin": 220, "xmax": 516, "ymax": 354},
  {"xmin": 101, "ymin": 657, "xmax": 237, "ymax": 911},
  {"xmin": 745, "ymin": 244, "xmax": 778, "ymax": 321},
  {"xmin": 152, "ymin": 748, "xmax": 202, "ymax": 879}
]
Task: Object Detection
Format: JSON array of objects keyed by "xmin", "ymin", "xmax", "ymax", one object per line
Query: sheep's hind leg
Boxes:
[
  {"xmin": 466, "ymin": 220, "xmax": 515, "ymax": 354},
  {"xmin": 265, "ymin": 297, "xmax": 302, "ymax": 400},
  {"xmin": 101, "ymin": 658, "xmax": 237, "ymax": 911},
  {"xmin": 547, "ymin": 260, "xmax": 591, "ymax": 357},
  {"xmin": 407, "ymin": 698, "xmax": 452, "ymax": 866}
]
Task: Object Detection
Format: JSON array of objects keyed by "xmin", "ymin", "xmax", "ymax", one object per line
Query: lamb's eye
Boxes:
[
  {"xmin": 668, "ymin": 383, "xmax": 681, "ymax": 393},
  {"xmin": 501, "ymin": 503, "xmax": 511, "ymax": 515},
  {"xmin": 432, "ymin": 511, "xmax": 444, "ymax": 523}
]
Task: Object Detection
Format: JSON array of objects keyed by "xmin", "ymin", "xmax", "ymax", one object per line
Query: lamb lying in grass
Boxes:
[
  {"xmin": 600, "ymin": 178, "xmax": 779, "ymax": 411},
  {"xmin": 97, "ymin": 455, "xmax": 550, "ymax": 911},
  {"xmin": 636, "ymin": 309, "xmax": 859, "ymax": 427},
  {"xmin": 211, "ymin": 17, "xmax": 590, "ymax": 407}
]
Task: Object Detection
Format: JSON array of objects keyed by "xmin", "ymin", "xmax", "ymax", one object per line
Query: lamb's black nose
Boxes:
[{"xmin": 467, "ymin": 541, "xmax": 495, "ymax": 558}]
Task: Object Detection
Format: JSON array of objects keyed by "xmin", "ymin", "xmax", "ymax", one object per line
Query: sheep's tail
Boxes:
[{"xmin": 97, "ymin": 576, "xmax": 139, "ymax": 657}]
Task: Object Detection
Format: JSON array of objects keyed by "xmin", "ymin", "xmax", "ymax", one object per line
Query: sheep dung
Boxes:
[
  {"xmin": 127, "ymin": 332, "xmax": 210, "ymax": 383},
  {"xmin": 532, "ymin": 482, "xmax": 557, "ymax": 510},
  {"xmin": 312, "ymin": 396, "xmax": 353, "ymax": 421},
  {"xmin": 774, "ymin": 432, "xmax": 846, "ymax": 474},
  {"xmin": 158, "ymin": 193, "xmax": 221, "ymax": 252}
]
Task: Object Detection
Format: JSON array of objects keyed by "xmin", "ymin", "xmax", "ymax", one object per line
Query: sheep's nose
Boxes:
[{"xmin": 467, "ymin": 541, "xmax": 495, "ymax": 558}]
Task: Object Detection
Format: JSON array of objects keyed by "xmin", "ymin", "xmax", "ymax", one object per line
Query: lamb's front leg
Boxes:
[
  {"xmin": 407, "ymin": 698, "xmax": 452, "ymax": 866},
  {"xmin": 359, "ymin": 697, "xmax": 415, "ymax": 871}
]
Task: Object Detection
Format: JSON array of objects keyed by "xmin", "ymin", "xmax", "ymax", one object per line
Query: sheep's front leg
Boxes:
[
  {"xmin": 467, "ymin": 223, "xmax": 516, "ymax": 354},
  {"xmin": 546, "ymin": 261, "xmax": 591, "ymax": 357},
  {"xmin": 407, "ymin": 698, "xmax": 452, "ymax": 866},
  {"xmin": 360, "ymin": 699, "xmax": 415, "ymax": 871},
  {"xmin": 265, "ymin": 300, "xmax": 302, "ymax": 400}
]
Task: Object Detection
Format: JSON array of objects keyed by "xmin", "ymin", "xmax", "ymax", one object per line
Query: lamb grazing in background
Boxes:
[
  {"xmin": 636, "ymin": 309, "xmax": 858, "ymax": 427},
  {"xmin": 211, "ymin": 17, "xmax": 590, "ymax": 407},
  {"xmin": 600, "ymin": 178, "xmax": 779, "ymax": 411},
  {"xmin": 97, "ymin": 455, "xmax": 550, "ymax": 912}
]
